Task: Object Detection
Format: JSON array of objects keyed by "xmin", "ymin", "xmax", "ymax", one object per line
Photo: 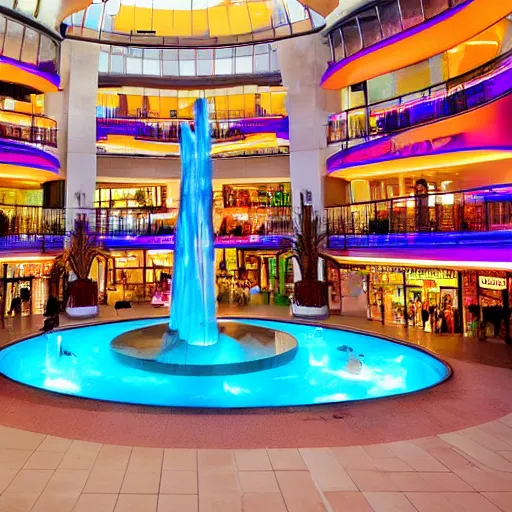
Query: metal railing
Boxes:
[
  {"xmin": 0, "ymin": 119, "xmax": 58, "ymax": 148},
  {"xmin": 327, "ymin": 50, "xmax": 512, "ymax": 147},
  {"xmin": 325, "ymin": 183, "xmax": 512, "ymax": 240}
]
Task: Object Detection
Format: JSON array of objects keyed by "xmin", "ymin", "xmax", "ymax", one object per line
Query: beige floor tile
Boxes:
[
  {"xmin": 45, "ymin": 469, "xmax": 90, "ymax": 494},
  {"xmin": 238, "ymin": 471, "xmax": 279, "ymax": 493},
  {"xmin": 499, "ymin": 451, "xmax": 512, "ymax": 462},
  {"xmin": 0, "ymin": 492, "xmax": 40, "ymax": 512},
  {"xmin": 198, "ymin": 493, "xmax": 242, "ymax": 512},
  {"xmin": 388, "ymin": 471, "xmax": 473, "ymax": 492},
  {"xmin": 128, "ymin": 448, "xmax": 163, "ymax": 471},
  {"xmin": 455, "ymin": 468, "xmax": 512, "ymax": 491},
  {"xmin": 5, "ymin": 469, "xmax": 53, "ymax": 494},
  {"xmin": 114, "ymin": 494, "xmax": 158, "ymax": 512},
  {"xmin": 439, "ymin": 433, "xmax": 512, "ymax": 472},
  {"xmin": 158, "ymin": 494, "xmax": 198, "ymax": 512},
  {"xmin": 299, "ymin": 448, "xmax": 357, "ymax": 492},
  {"xmin": 459, "ymin": 426, "xmax": 512, "ymax": 451},
  {"xmin": 32, "ymin": 491, "xmax": 80, "ymax": 512},
  {"xmin": 242, "ymin": 492, "xmax": 287, "ymax": 512},
  {"xmin": 324, "ymin": 491, "xmax": 374, "ymax": 512},
  {"xmin": 267, "ymin": 448, "xmax": 306, "ymax": 470},
  {"xmin": 406, "ymin": 492, "xmax": 501, "ymax": 512},
  {"xmin": 0, "ymin": 469, "xmax": 18, "ymax": 493},
  {"xmin": 73, "ymin": 493, "xmax": 118, "ymax": 512},
  {"xmin": 120, "ymin": 470, "xmax": 161, "ymax": 494},
  {"xmin": 163, "ymin": 449, "xmax": 197, "ymax": 471},
  {"xmin": 363, "ymin": 492, "xmax": 418, "ymax": 512},
  {"xmin": 234, "ymin": 449, "xmax": 271, "ymax": 471},
  {"xmin": 198, "ymin": 470, "xmax": 240, "ymax": 495},
  {"xmin": 419, "ymin": 446, "xmax": 479, "ymax": 472},
  {"xmin": 94, "ymin": 445, "xmax": 132, "ymax": 472},
  {"xmin": 0, "ymin": 427, "xmax": 44, "ymax": 450},
  {"xmin": 36, "ymin": 436, "xmax": 72, "ymax": 453},
  {"xmin": 198, "ymin": 450, "xmax": 235, "ymax": 471},
  {"xmin": 83, "ymin": 469, "xmax": 126, "ymax": 494},
  {"xmin": 160, "ymin": 470, "xmax": 198, "ymax": 494},
  {"xmin": 333, "ymin": 446, "xmax": 413, "ymax": 472},
  {"xmin": 59, "ymin": 440, "xmax": 102, "ymax": 470},
  {"xmin": 275, "ymin": 471, "xmax": 327, "ymax": 512},
  {"xmin": 0, "ymin": 449, "xmax": 33, "ymax": 470},
  {"xmin": 483, "ymin": 492, "xmax": 512, "ymax": 512},
  {"xmin": 383, "ymin": 441, "xmax": 449, "ymax": 472},
  {"xmin": 347, "ymin": 470, "xmax": 400, "ymax": 492},
  {"xmin": 481, "ymin": 422, "xmax": 512, "ymax": 447},
  {"xmin": 499, "ymin": 415, "xmax": 512, "ymax": 428},
  {"xmin": 24, "ymin": 450, "xmax": 64, "ymax": 470}
]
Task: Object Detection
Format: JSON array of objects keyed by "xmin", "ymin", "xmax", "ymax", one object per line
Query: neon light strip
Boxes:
[{"xmin": 0, "ymin": 55, "xmax": 60, "ymax": 89}]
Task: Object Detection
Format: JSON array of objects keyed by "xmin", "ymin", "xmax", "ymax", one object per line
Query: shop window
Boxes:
[
  {"xmin": 398, "ymin": 0, "xmax": 424, "ymax": 30},
  {"xmin": 358, "ymin": 8, "xmax": 382, "ymax": 48},
  {"xmin": 21, "ymin": 27, "xmax": 39, "ymax": 65},
  {"xmin": 341, "ymin": 18, "xmax": 362, "ymax": 57},
  {"xmin": 330, "ymin": 28, "xmax": 344, "ymax": 62},
  {"xmin": 3, "ymin": 20, "xmax": 23, "ymax": 61},
  {"xmin": 422, "ymin": 0, "xmax": 449, "ymax": 19},
  {"xmin": 378, "ymin": 0, "xmax": 402, "ymax": 39}
]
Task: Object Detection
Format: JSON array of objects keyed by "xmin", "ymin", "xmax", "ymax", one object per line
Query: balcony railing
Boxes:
[
  {"xmin": 327, "ymin": 50, "xmax": 512, "ymax": 147},
  {"xmin": 325, "ymin": 183, "xmax": 512, "ymax": 241},
  {"xmin": 327, "ymin": 0, "xmax": 466, "ymax": 67},
  {"xmin": 0, "ymin": 120, "xmax": 58, "ymax": 148}
]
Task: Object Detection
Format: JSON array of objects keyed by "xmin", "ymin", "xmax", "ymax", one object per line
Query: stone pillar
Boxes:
[
  {"xmin": 49, "ymin": 40, "xmax": 99, "ymax": 231},
  {"xmin": 277, "ymin": 34, "xmax": 336, "ymax": 215}
]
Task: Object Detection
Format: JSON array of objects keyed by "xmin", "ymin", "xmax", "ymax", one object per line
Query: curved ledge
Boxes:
[
  {"xmin": 321, "ymin": 0, "xmax": 511, "ymax": 90},
  {"xmin": 0, "ymin": 56, "xmax": 60, "ymax": 93}
]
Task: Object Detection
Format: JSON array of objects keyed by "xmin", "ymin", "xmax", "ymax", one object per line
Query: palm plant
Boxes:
[{"xmin": 53, "ymin": 219, "xmax": 110, "ymax": 308}]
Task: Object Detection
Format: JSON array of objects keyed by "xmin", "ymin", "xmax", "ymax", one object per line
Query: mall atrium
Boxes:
[{"xmin": 0, "ymin": 1, "xmax": 511, "ymax": 511}]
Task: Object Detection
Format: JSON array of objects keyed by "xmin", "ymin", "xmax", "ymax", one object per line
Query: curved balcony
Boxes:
[
  {"xmin": 0, "ymin": 12, "xmax": 60, "ymax": 92},
  {"xmin": 325, "ymin": 183, "xmax": 512, "ymax": 248},
  {"xmin": 327, "ymin": 50, "xmax": 512, "ymax": 176},
  {"xmin": 321, "ymin": 0, "xmax": 512, "ymax": 90}
]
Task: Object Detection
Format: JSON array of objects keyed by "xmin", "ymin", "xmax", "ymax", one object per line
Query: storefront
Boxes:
[{"xmin": 1, "ymin": 259, "xmax": 53, "ymax": 317}]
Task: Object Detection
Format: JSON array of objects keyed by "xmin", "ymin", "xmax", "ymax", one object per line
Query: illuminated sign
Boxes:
[{"xmin": 478, "ymin": 276, "xmax": 506, "ymax": 290}]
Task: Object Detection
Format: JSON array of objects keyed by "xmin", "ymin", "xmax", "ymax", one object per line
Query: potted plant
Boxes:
[
  {"xmin": 53, "ymin": 218, "xmax": 110, "ymax": 319},
  {"xmin": 288, "ymin": 194, "xmax": 329, "ymax": 319}
]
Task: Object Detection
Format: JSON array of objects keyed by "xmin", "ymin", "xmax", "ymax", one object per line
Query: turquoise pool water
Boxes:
[{"xmin": 0, "ymin": 318, "xmax": 449, "ymax": 408}]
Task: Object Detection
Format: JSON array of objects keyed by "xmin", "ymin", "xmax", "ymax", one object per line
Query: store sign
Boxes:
[
  {"xmin": 479, "ymin": 276, "xmax": 506, "ymax": 291},
  {"xmin": 406, "ymin": 268, "xmax": 457, "ymax": 280}
]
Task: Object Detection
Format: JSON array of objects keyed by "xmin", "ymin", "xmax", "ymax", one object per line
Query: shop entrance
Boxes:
[{"xmin": 3, "ymin": 277, "xmax": 33, "ymax": 317}]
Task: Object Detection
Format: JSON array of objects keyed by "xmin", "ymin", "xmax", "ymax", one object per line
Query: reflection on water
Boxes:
[{"xmin": 0, "ymin": 318, "xmax": 448, "ymax": 408}]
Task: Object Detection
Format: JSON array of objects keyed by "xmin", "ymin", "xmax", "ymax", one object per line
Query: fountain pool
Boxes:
[{"xmin": 0, "ymin": 317, "xmax": 450, "ymax": 408}]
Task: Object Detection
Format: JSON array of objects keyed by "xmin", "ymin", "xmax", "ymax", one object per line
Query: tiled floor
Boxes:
[{"xmin": 0, "ymin": 305, "xmax": 511, "ymax": 510}]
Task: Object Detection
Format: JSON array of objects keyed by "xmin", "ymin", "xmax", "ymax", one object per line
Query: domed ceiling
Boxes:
[{"xmin": 61, "ymin": 0, "xmax": 325, "ymax": 46}]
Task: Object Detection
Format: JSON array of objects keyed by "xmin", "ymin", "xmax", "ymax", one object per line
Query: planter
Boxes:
[
  {"xmin": 66, "ymin": 305, "xmax": 99, "ymax": 319},
  {"xmin": 292, "ymin": 280, "xmax": 329, "ymax": 319},
  {"xmin": 291, "ymin": 302, "xmax": 329, "ymax": 319}
]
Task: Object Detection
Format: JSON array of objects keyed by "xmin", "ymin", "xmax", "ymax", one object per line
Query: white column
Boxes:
[
  {"xmin": 58, "ymin": 40, "xmax": 99, "ymax": 230},
  {"xmin": 277, "ymin": 34, "xmax": 336, "ymax": 215}
]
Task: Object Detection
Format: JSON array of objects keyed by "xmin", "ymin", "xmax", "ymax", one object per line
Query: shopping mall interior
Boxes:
[{"xmin": 0, "ymin": 1, "xmax": 511, "ymax": 511}]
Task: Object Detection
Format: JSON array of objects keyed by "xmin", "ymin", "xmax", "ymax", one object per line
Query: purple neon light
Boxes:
[
  {"xmin": 320, "ymin": 0, "xmax": 473, "ymax": 87},
  {"xmin": 0, "ymin": 140, "xmax": 60, "ymax": 173},
  {"xmin": 0, "ymin": 55, "xmax": 61, "ymax": 89}
]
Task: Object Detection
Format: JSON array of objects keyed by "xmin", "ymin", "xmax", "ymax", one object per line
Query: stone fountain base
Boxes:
[{"xmin": 110, "ymin": 319, "xmax": 297, "ymax": 376}]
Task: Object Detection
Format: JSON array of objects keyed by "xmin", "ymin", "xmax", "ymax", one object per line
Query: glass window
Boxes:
[
  {"xmin": 378, "ymin": 0, "xmax": 402, "ymax": 39},
  {"xmin": 215, "ymin": 48, "xmax": 233, "ymax": 75},
  {"xmin": 38, "ymin": 36, "xmax": 58, "ymax": 73},
  {"xmin": 254, "ymin": 51, "xmax": 269, "ymax": 73},
  {"xmin": 331, "ymin": 28, "xmax": 344, "ymax": 62},
  {"xmin": 143, "ymin": 48, "xmax": 160, "ymax": 75},
  {"xmin": 422, "ymin": 0, "xmax": 449, "ymax": 19},
  {"xmin": 126, "ymin": 56, "xmax": 142, "ymax": 74},
  {"xmin": 341, "ymin": 19, "xmax": 362, "ymax": 57},
  {"xmin": 358, "ymin": 8, "xmax": 382, "ymax": 48},
  {"xmin": 3, "ymin": 20, "xmax": 24, "ymax": 60},
  {"xmin": 16, "ymin": 0, "xmax": 38, "ymax": 17},
  {"xmin": 98, "ymin": 50, "xmax": 110, "ymax": 73},
  {"xmin": 179, "ymin": 49, "xmax": 195, "ymax": 76},
  {"xmin": 162, "ymin": 49, "xmax": 178, "ymax": 61},
  {"xmin": 21, "ymin": 28, "xmax": 39, "ymax": 65},
  {"xmin": 235, "ymin": 46, "xmax": 252, "ymax": 74},
  {"xmin": 163, "ymin": 59, "xmax": 179, "ymax": 76},
  {"xmin": 84, "ymin": 3, "xmax": 103, "ymax": 30},
  {"xmin": 197, "ymin": 49, "xmax": 213, "ymax": 76},
  {"xmin": 399, "ymin": 0, "xmax": 424, "ymax": 30},
  {"xmin": 0, "ymin": 16, "xmax": 7, "ymax": 51}
]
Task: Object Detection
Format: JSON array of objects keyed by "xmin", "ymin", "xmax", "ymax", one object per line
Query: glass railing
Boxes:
[
  {"xmin": 325, "ymin": 183, "xmax": 512, "ymax": 239},
  {"xmin": 0, "ymin": 111, "xmax": 58, "ymax": 149},
  {"xmin": 327, "ymin": 0, "xmax": 466, "ymax": 66},
  {"xmin": 96, "ymin": 114, "xmax": 288, "ymax": 145},
  {"xmin": 0, "ymin": 206, "xmax": 292, "ymax": 240},
  {"xmin": 99, "ymin": 44, "xmax": 280, "ymax": 77},
  {"xmin": 327, "ymin": 50, "xmax": 512, "ymax": 147}
]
